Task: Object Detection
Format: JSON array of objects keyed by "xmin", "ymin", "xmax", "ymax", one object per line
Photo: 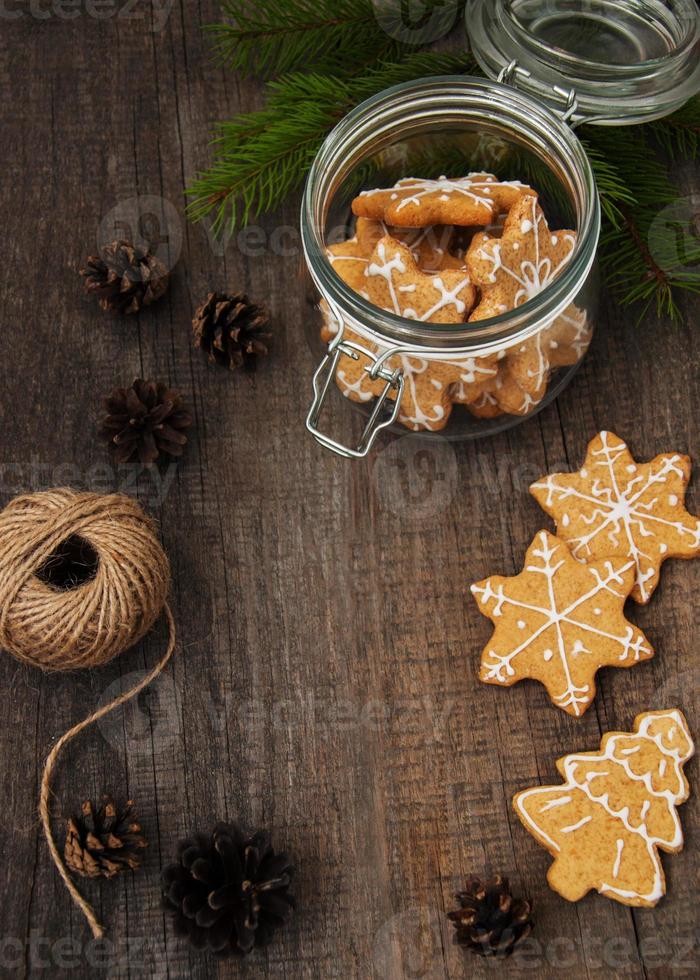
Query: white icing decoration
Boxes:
[
  {"xmin": 561, "ymin": 815, "xmax": 592, "ymax": 833},
  {"xmin": 540, "ymin": 796, "xmax": 571, "ymax": 811},
  {"xmin": 532, "ymin": 432, "xmax": 700, "ymax": 602},
  {"xmin": 472, "ymin": 532, "xmax": 651, "ymax": 715},
  {"xmin": 612, "ymin": 839, "xmax": 624, "ymax": 878},
  {"xmin": 367, "ymin": 241, "xmax": 407, "ymax": 315},
  {"xmin": 478, "ymin": 196, "xmax": 576, "ymax": 308},
  {"xmin": 358, "ymin": 174, "xmax": 527, "ymax": 214},
  {"xmin": 326, "ymin": 249, "xmax": 368, "ymax": 267},
  {"xmin": 366, "ymin": 242, "xmax": 471, "ymax": 322},
  {"xmin": 555, "ymin": 307, "xmax": 591, "ymax": 358}
]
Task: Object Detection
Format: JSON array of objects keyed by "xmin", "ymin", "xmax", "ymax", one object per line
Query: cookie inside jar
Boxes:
[
  {"xmin": 303, "ymin": 77, "xmax": 600, "ymax": 447},
  {"xmin": 324, "ymin": 159, "xmax": 590, "ymax": 432}
]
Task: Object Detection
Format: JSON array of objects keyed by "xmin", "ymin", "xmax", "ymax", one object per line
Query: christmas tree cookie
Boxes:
[
  {"xmin": 470, "ymin": 530, "xmax": 653, "ymax": 716},
  {"xmin": 514, "ymin": 709, "xmax": 694, "ymax": 907},
  {"xmin": 531, "ymin": 431, "xmax": 700, "ymax": 603}
]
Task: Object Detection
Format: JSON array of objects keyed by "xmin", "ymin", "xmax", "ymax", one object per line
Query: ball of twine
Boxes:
[
  {"xmin": 0, "ymin": 489, "xmax": 176, "ymax": 939},
  {"xmin": 0, "ymin": 488, "xmax": 170, "ymax": 670}
]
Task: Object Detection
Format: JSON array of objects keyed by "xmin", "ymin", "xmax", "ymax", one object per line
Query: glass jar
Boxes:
[{"xmin": 301, "ymin": 1, "xmax": 700, "ymax": 458}]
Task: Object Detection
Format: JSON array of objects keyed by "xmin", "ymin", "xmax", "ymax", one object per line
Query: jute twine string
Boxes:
[{"xmin": 0, "ymin": 489, "xmax": 176, "ymax": 939}]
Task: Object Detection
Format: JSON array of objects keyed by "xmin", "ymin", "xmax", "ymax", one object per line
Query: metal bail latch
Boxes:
[
  {"xmin": 306, "ymin": 328, "xmax": 405, "ymax": 459},
  {"xmin": 498, "ymin": 60, "xmax": 579, "ymax": 125}
]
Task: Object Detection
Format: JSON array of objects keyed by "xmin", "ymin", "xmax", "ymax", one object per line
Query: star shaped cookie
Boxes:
[
  {"xmin": 531, "ymin": 431, "xmax": 700, "ymax": 603},
  {"xmin": 467, "ymin": 194, "xmax": 577, "ymax": 320},
  {"xmin": 355, "ymin": 218, "xmax": 464, "ymax": 274},
  {"xmin": 352, "ymin": 174, "xmax": 530, "ymax": 228},
  {"xmin": 364, "ymin": 235, "xmax": 477, "ymax": 323},
  {"xmin": 470, "ymin": 530, "xmax": 653, "ymax": 716}
]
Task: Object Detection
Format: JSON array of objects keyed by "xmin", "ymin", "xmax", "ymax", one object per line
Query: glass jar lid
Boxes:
[{"xmin": 468, "ymin": 0, "xmax": 700, "ymax": 124}]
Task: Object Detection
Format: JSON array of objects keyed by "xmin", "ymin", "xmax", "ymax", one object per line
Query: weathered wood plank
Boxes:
[{"xmin": 0, "ymin": 4, "xmax": 696, "ymax": 979}]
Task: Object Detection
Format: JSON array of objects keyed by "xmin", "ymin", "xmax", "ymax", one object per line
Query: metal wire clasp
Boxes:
[
  {"xmin": 498, "ymin": 60, "xmax": 579, "ymax": 125},
  {"xmin": 306, "ymin": 323, "xmax": 404, "ymax": 459}
]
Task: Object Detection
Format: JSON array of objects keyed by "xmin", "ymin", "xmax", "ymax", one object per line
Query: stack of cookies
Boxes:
[{"xmin": 322, "ymin": 174, "xmax": 591, "ymax": 432}]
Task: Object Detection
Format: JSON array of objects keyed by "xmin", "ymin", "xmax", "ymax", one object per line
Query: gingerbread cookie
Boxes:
[
  {"xmin": 531, "ymin": 431, "xmax": 700, "ymax": 604},
  {"xmin": 454, "ymin": 359, "xmax": 544, "ymax": 418},
  {"xmin": 364, "ymin": 235, "xmax": 477, "ymax": 323},
  {"xmin": 355, "ymin": 218, "xmax": 464, "ymax": 274},
  {"xmin": 326, "ymin": 237, "xmax": 372, "ymax": 296},
  {"xmin": 470, "ymin": 529, "xmax": 653, "ymax": 716},
  {"xmin": 462, "ymin": 387, "xmax": 504, "ymax": 419},
  {"xmin": 468, "ymin": 194, "xmax": 576, "ymax": 321},
  {"xmin": 513, "ymin": 709, "xmax": 694, "ymax": 908},
  {"xmin": 352, "ymin": 174, "xmax": 530, "ymax": 228},
  {"xmin": 542, "ymin": 306, "xmax": 592, "ymax": 368},
  {"xmin": 320, "ymin": 313, "xmax": 499, "ymax": 432}
]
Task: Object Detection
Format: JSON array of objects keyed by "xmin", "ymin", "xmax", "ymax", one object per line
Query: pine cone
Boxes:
[
  {"xmin": 448, "ymin": 875, "xmax": 533, "ymax": 958},
  {"xmin": 64, "ymin": 797, "xmax": 147, "ymax": 879},
  {"xmin": 80, "ymin": 240, "xmax": 170, "ymax": 314},
  {"xmin": 100, "ymin": 378, "xmax": 192, "ymax": 468},
  {"xmin": 162, "ymin": 822, "xmax": 294, "ymax": 956},
  {"xmin": 193, "ymin": 292, "xmax": 271, "ymax": 370}
]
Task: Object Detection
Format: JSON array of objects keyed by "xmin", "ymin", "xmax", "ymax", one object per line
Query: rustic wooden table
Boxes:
[{"xmin": 0, "ymin": 5, "xmax": 697, "ymax": 979}]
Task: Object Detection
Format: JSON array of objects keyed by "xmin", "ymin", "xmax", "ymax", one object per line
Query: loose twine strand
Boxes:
[
  {"xmin": 0, "ymin": 489, "xmax": 176, "ymax": 938},
  {"xmin": 38, "ymin": 604, "xmax": 176, "ymax": 939}
]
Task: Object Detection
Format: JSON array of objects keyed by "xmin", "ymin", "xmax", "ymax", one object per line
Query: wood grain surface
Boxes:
[{"xmin": 0, "ymin": 4, "xmax": 697, "ymax": 978}]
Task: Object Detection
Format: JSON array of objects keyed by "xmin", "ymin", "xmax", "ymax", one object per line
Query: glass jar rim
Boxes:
[
  {"xmin": 468, "ymin": 0, "xmax": 700, "ymax": 124},
  {"xmin": 301, "ymin": 75, "xmax": 601, "ymax": 353}
]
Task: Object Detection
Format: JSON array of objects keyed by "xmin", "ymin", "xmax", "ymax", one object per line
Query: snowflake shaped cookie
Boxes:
[
  {"xmin": 470, "ymin": 530, "xmax": 653, "ymax": 716},
  {"xmin": 514, "ymin": 709, "xmax": 694, "ymax": 907},
  {"xmin": 531, "ymin": 431, "xmax": 700, "ymax": 604},
  {"xmin": 352, "ymin": 174, "xmax": 530, "ymax": 228},
  {"xmin": 467, "ymin": 194, "xmax": 576, "ymax": 320}
]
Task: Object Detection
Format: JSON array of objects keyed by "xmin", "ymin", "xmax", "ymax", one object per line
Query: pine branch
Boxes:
[
  {"xmin": 641, "ymin": 95, "xmax": 700, "ymax": 161},
  {"xmin": 584, "ymin": 125, "xmax": 700, "ymax": 320},
  {"xmin": 191, "ymin": 2, "xmax": 700, "ymax": 322},
  {"xmin": 186, "ymin": 52, "xmax": 477, "ymax": 235},
  {"xmin": 209, "ymin": 0, "xmax": 460, "ymax": 77}
]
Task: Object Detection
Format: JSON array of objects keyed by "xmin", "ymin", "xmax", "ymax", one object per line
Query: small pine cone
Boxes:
[
  {"xmin": 162, "ymin": 822, "xmax": 294, "ymax": 956},
  {"xmin": 448, "ymin": 875, "xmax": 533, "ymax": 958},
  {"xmin": 80, "ymin": 240, "xmax": 170, "ymax": 314},
  {"xmin": 64, "ymin": 797, "xmax": 147, "ymax": 879},
  {"xmin": 100, "ymin": 378, "xmax": 192, "ymax": 468},
  {"xmin": 193, "ymin": 292, "xmax": 271, "ymax": 371}
]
